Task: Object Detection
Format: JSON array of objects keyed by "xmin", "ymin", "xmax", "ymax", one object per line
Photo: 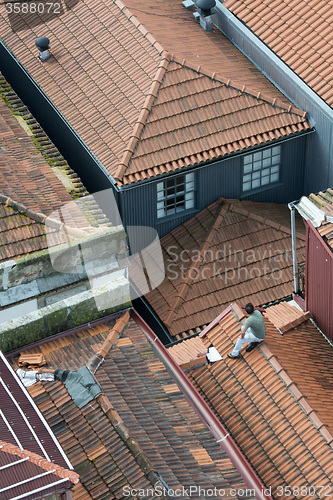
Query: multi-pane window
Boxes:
[
  {"xmin": 157, "ymin": 173, "xmax": 195, "ymax": 218},
  {"xmin": 242, "ymin": 146, "xmax": 281, "ymax": 192}
]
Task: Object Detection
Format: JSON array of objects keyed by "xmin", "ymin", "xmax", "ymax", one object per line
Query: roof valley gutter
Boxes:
[
  {"xmin": 0, "ymin": 40, "xmax": 119, "ymax": 192},
  {"xmin": 131, "ymin": 309, "xmax": 272, "ymax": 500},
  {"xmin": 214, "ymin": 2, "xmax": 333, "ymax": 121}
]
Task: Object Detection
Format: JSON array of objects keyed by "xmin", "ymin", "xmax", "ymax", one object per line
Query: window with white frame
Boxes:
[
  {"xmin": 157, "ymin": 173, "xmax": 195, "ymax": 218},
  {"xmin": 242, "ymin": 146, "xmax": 281, "ymax": 192}
]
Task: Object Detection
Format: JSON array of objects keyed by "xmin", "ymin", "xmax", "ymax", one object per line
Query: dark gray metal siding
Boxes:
[{"xmin": 122, "ymin": 136, "xmax": 307, "ymax": 238}]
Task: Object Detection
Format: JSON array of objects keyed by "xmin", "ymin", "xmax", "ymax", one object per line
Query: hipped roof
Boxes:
[
  {"xmin": 0, "ymin": 0, "xmax": 311, "ymax": 186},
  {"xmin": 144, "ymin": 198, "xmax": 306, "ymax": 339}
]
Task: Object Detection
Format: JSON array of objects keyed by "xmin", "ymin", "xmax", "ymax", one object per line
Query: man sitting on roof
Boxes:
[{"xmin": 228, "ymin": 303, "xmax": 266, "ymax": 359}]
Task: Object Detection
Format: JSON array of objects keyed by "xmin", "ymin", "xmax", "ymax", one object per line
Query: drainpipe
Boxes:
[
  {"xmin": 131, "ymin": 309, "xmax": 272, "ymax": 500},
  {"xmin": 288, "ymin": 202, "xmax": 299, "ymax": 294}
]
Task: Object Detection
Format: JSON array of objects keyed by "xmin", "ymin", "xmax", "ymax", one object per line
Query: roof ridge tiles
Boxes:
[
  {"xmin": 94, "ymin": 392, "xmax": 172, "ymax": 498},
  {"xmin": 164, "ymin": 200, "xmax": 229, "ymax": 327},
  {"xmin": 115, "ymin": 55, "xmax": 171, "ymax": 182},
  {"xmin": 0, "ymin": 440, "xmax": 79, "ymax": 484},
  {"xmin": 88, "ymin": 311, "xmax": 131, "ymax": 373},
  {"xmin": 0, "ymin": 194, "xmax": 49, "ymax": 226},
  {"xmin": 170, "ymin": 56, "xmax": 307, "ymax": 117}
]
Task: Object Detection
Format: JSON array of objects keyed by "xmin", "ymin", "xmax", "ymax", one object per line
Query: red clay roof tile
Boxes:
[
  {"xmin": 145, "ymin": 198, "xmax": 306, "ymax": 339},
  {"xmin": 0, "ymin": 0, "xmax": 311, "ymax": 185},
  {"xmin": 182, "ymin": 304, "xmax": 333, "ymax": 494},
  {"xmin": 14, "ymin": 316, "xmax": 252, "ymax": 497},
  {"xmin": 224, "ymin": 0, "xmax": 333, "ymax": 108}
]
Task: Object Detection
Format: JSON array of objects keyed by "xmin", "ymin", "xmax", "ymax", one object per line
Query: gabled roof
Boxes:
[
  {"xmin": 223, "ymin": 0, "xmax": 333, "ymax": 108},
  {"xmin": 0, "ymin": 351, "xmax": 78, "ymax": 499},
  {"xmin": 145, "ymin": 198, "xmax": 306, "ymax": 339},
  {"xmin": 0, "ymin": 0, "xmax": 311, "ymax": 185},
  {"xmin": 13, "ymin": 312, "xmax": 254, "ymax": 498},
  {"xmin": 168, "ymin": 302, "xmax": 333, "ymax": 492}
]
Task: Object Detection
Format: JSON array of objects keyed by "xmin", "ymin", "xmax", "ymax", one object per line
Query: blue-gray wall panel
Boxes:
[{"xmin": 122, "ymin": 136, "xmax": 307, "ymax": 238}]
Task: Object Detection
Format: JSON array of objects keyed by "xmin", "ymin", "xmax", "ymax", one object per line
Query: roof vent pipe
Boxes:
[
  {"xmin": 35, "ymin": 36, "xmax": 51, "ymax": 62},
  {"xmin": 196, "ymin": 0, "xmax": 215, "ymax": 13},
  {"xmin": 194, "ymin": 0, "xmax": 216, "ymax": 31}
]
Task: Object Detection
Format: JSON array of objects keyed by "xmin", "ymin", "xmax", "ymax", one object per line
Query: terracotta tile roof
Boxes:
[
  {"xmin": 0, "ymin": 191, "xmax": 106, "ymax": 262},
  {"xmin": 144, "ymin": 198, "xmax": 306, "ymax": 339},
  {"xmin": 0, "ymin": 77, "xmax": 110, "ymax": 261},
  {"xmin": 223, "ymin": 0, "xmax": 333, "ymax": 107},
  {"xmin": 13, "ymin": 314, "xmax": 252, "ymax": 498},
  {"xmin": 263, "ymin": 301, "xmax": 311, "ymax": 333},
  {"xmin": 0, "ymin": 351, "xmax": 77, "ymax": 498},
  {"xmin": 175, "ymin": 304, "xmax": 333, "ymax": 494},
  {"xmin": 0, "ymin": 91, "xmax": 73, "ymax": 214},
  {"xmin": 0, "ymin": 0, "xmax": 311, "ymax": 185}
]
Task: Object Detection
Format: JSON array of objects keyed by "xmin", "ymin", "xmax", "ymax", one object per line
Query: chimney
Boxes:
[{"xmin": 35, "ymin": 36, "xmax": 51, "ymax": 62}]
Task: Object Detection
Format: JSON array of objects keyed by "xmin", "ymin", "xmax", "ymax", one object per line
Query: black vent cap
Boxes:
[
  {"xmin": 196, "ymin": 0, "xmax": 215, "ymax": 11},
  {"xmin": 35, "ymin": 36, "xmax": 50, "ymax": 51}
]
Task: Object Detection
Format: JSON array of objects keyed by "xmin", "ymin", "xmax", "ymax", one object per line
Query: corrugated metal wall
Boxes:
[
  {"xmin": 122, "ymin": 136, "xmax": 307, "ymax": 238},
  {"xmin": 305, "ymin": 222, "xmax": 333, "ymax": 341}
]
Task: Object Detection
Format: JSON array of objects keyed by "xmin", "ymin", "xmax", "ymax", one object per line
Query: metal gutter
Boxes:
[{"xmin": 131, "ymin": 309, "xmax": 272, "ymax": 500}]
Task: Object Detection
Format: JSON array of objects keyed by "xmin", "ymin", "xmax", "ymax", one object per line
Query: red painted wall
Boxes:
[{"xmin": 305, "ymin": 221, "xmax": 333, "ymax": 341}]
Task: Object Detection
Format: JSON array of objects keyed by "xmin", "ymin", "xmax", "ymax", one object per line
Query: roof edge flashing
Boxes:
[{"xmin": 294, "ymin": 196, "xmax": 326, "ymax": 227}]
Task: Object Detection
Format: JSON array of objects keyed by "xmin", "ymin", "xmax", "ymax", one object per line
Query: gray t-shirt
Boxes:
[{"xmin": 244, "ymin": 310, "xmax": 266, "ymax": 339}]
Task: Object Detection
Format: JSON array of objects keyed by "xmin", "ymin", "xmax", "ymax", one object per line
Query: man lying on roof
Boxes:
[{"xmin": 228, "ymin": 303, "xmax": 266, "ymax": 359}]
